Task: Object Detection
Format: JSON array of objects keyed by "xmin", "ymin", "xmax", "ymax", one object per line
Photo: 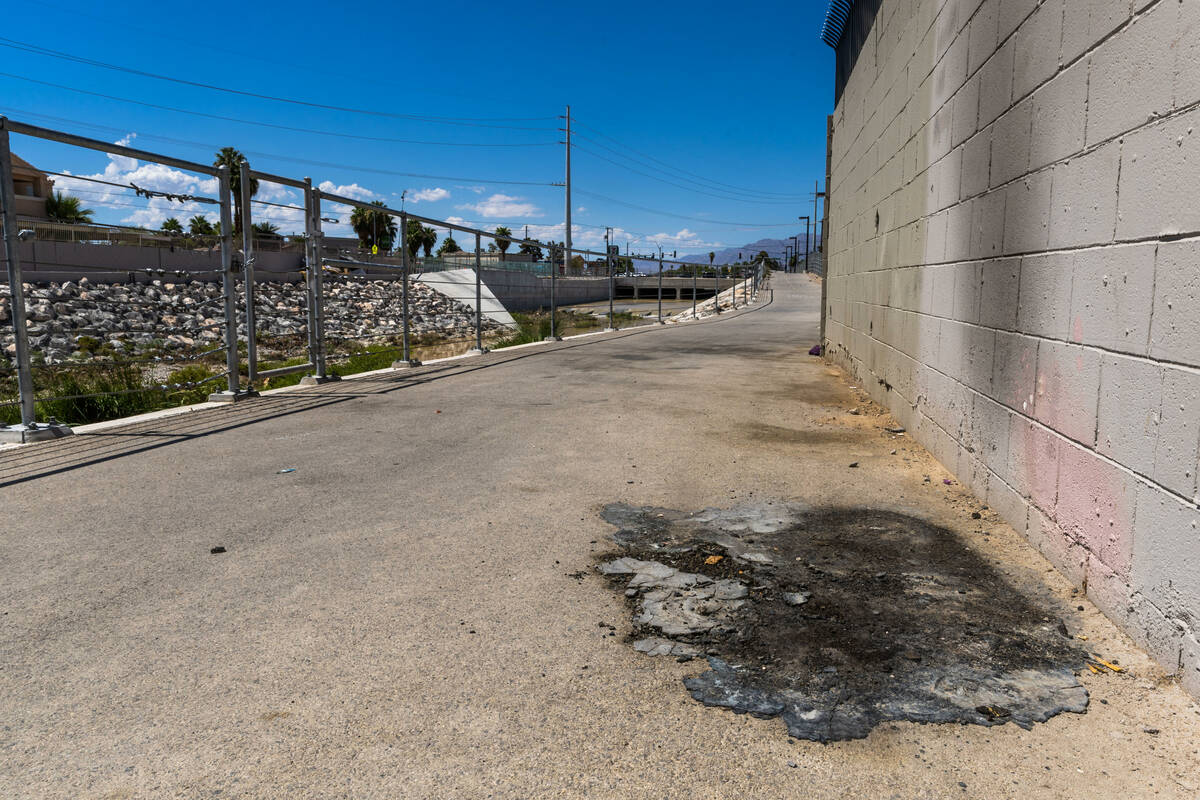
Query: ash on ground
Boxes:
[{"xmin": 597, "ymin": 503, "xmax": 1089, "ymax": 742}]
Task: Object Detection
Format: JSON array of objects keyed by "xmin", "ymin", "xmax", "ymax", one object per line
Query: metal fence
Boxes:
[{"xmin": 0, "ymin": 116, "xmax": 769, "ymax": 442}]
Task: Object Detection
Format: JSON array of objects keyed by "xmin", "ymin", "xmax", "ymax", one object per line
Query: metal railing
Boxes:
[{"xmin": 0, "ymin": 116, "xmax": 769, "ymax": 441}]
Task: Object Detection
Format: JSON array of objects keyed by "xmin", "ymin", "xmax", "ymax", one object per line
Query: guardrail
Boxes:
[{"xmin": 0, "ymin": 116, "xmax": 770, "ymax": 442}]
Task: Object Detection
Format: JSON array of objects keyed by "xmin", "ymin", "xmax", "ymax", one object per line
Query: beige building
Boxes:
[{"xmin": 9, "ymin": 153, "xmax": 54, "ymax": 221}]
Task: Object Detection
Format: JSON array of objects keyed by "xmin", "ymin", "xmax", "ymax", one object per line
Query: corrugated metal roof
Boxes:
[{"xmin": 821, "ymin": 0, "xmax": 854, "ymax": 48}]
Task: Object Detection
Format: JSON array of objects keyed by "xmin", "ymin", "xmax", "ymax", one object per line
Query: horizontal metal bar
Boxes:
[
  {"xmin": 321, "ymin": 257, "xmax": 401, "ymax": 270},
  {"xmin": 247, "ymin": 169, "xmax": 308, "ymax": 189},
  {"xmin": 1, "ymin": 117, "xmax": 219, "ymax": 175},
  {"xmin": 254, "ymin": 363, "xmax": 315, "ymax": 379}
]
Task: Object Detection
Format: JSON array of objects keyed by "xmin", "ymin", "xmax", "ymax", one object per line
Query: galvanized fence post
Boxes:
[
  {"xmin": 392, "ymin": 212, "xmax": 418, "ymax": 369},
  {"xmin": 546, "ymin": 245, "xmax": 559, "ymax": 341},
  {"xmin": 302, "ymin": 178, "xmax": 318, "ymax": 372},
  {"xmin": 713, "ymin": 266, "xmax": 720, "ymax": 314},
  {"xmin": 657, "ymin": 253, "xmax": 663, "ymax": 323},
  {"xmin": 207, "ymin": 165, "xmax": 255, "ymax": 402},
  {"xmin": 731, "ymin": 266, "xmax": 737, "ymax": 310},
  {"xmin": 691, "ymin": 267, "xmax": 697, "ymax": 318},
  {"xmin": 311, "ymin": 189, "xmax": 328, "ymax": 381},
  {"xmin": 239, "ymin": 160, "xmax": 257, "ymax": 386},
  {"xmin": 0, "ymin": 127, "xmax": 69, "ymax": 441},
  {"xmin": 473, "ymin": 231, "xmax": 485, "ymax": 353},
  {"xmin": 607, "ymin": 249, "xmax": 615, "ymax": 330}
]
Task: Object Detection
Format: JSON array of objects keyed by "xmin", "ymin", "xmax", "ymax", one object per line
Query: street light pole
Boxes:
[{"xmin": 798, "ymin": 215, "xmax": 811, "ymax": 273}]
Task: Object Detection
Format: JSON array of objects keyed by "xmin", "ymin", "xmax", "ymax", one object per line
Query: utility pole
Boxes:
[
  {"xmin": 798, "ymin": 215, "xmax": 810, "ymax": 273},
  {"xmin": 814, "ymin": 180, "xmax": 821, "ymax": 258},
  {"xmin": 562, "ymin": 105, "xmax": 572, "ymax": 293}
]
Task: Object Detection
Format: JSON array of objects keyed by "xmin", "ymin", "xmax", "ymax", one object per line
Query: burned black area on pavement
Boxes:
[{"xmin": 596, "ymin": 503, "xmax": 1090, "ymax": 742}]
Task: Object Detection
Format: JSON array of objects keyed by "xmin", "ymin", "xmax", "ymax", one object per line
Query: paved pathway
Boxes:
[{"xmin": 2, "ymin": 274, "xmax": 1197, "ymax": 798}]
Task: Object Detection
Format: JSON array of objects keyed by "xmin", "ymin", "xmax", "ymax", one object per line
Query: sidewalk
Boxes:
[{"xmin": 1, "ymin": 274, "xmax": 1196, "ymax": 799}]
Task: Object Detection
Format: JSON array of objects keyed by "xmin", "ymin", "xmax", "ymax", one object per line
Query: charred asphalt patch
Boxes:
[{"xmin": 596, "ymin": 503, "xmax": 1090, "ymax": 742}]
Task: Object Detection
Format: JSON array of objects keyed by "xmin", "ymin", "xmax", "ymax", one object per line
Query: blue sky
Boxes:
[{"xmin": 1, "ymin": 0, "xmax": 834, "ymax": 256}]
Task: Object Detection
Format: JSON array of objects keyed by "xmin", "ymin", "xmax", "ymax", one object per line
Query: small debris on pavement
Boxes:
[
  {"xmin": 808, "ymin": 344, "xmax": 822, "ymax": 356},
  {"xmin": 848, "ymin": 462, "xmax": 859, "ymax": 468},
  {"xmin": 971, "ymin": 512, "xmax": 982, "ymax": 519},
  {"xmin": 884, "ymin": 426, "xmax": 905, "ymax": 434},
  {"xmin": 848, "ymin": 408, "xmax": 861, "ymax": 415},
  {"xmin": 976, "ymin": 705, "xmax": 1012, "ymax": 721},
  {"xmin": 276, "ymin": 468, "xmax": 296, "ymax": 474},
  {"xmin": 783, "ymin": 591, "xmax": 811, "ymax": 606},
  {"xmin": 210, "ymin": 546, "xmax": 226, "ymax": 554},
  {"xmin": 704, "ymin": 555, "xmax": 724, "ymax": 565},
  {"xmin": 1089, "ymin": 656, "xmax": 1125, "ymax": 673},
  {"xmin": 943, "ymin": 479, "xmax": 954, "ymax": 485}
]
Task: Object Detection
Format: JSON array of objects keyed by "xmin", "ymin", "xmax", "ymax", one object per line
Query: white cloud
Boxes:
[
  {"xmin": 576, "ymin": 206, "xmax": 587, "ymax": 213},
  {"xmin": 49, "ymin": 134, "xmax": 226, "ymax": 230},
  {"xmin": 254, "ymin": 181, "xmax": 300, "ymax": 203},
  {"xmin": 409, "ymin": 187, "xmax": 450, "ymax": 203},
  {"xmin": 317, "ymin": 180, "xmax": 376, "ymax": 201},
  {"xmin": 456, "ymin": 193, "xmax": 541, "ymax": 219},
  {"xmin": 643, "ymin": 228, "xmax": 701, "ymax": 245}
]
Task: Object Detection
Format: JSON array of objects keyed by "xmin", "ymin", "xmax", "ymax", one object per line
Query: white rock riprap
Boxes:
[{"xmin": 0, "ymin": 277, "xmax": 504, "ymax": 362}]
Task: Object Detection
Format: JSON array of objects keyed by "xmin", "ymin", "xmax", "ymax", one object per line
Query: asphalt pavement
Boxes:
[{"xmin": 2, "ymin": 274, "xmax": 1197, "ymax": 799}]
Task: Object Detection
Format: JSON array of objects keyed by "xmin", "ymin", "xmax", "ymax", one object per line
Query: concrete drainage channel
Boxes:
[{"xmin": 595, "ymin": 503, "xmax": 1090, "ymax": 742}]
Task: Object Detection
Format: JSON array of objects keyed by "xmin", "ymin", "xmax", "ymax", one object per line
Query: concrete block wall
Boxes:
[{"xmin": 823, "ymin": 0, "xmax": 1200, "ymax": 695}]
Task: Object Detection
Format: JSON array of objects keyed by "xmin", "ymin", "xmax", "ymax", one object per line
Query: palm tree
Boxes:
[
  {"xmin": 251, "ymin": 221, "xmax": 281, "ymax": 238},
  {"xmin": 350, "ymin": 202, "xmax": 397, "ymax": 252},
  {"xmin": 188, "ymin": 215, "xmax": 214, "ymax": 236},
  {"xmin": 212, "ymin": 147, "xmax": 259, "ymax": 234},
  {"xmin": 45, "ymin": 191, "xmax": 93, "ymax": 223},
  {"xmin": 494, "ymin": 226, "xmax": 512, "ymax": 255},
  {"xmin": 403, "ymin": 220, "xmax": 437, "ymax": 260},
  {"xmin": 435, "ymin": 235, "xmax": 462, "ymax": 256},
  {"xmin": 161, "ymin": 217, "xmax": 184, "ymax": 236},
  {"xmin": 420, "ymin": 226, "xmax": 437, "ymax": 257}
]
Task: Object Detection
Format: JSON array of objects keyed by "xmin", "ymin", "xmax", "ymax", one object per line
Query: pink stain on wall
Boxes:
[
  {"xmin": 994, "ymin": 334, "xmax": 1038, "ymax": 413},
  {"xmin": 1055, "ymin": 444, "xmax": 1136, "ymax": 577},
  {"xmin": 1034, "ymin": 343, "xmax": 1100, "ymax": 445},
  {"xmin": 1072, "ymin": 316, "xmax": 1084, "ymax": 344},
  {"xmin": 1010, "ymin": 418, "xmax": 1061, "ymax": 511}
]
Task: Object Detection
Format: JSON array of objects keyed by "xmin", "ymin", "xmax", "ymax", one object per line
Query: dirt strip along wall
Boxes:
[{"xmin": 823, "ymin": 0, "xmax": 1200, "ymax": 695}]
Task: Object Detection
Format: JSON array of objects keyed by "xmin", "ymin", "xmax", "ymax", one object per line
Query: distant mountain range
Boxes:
[{"xmin": 680, "ymin": 235, "xmax": 820, "ymax": 265}]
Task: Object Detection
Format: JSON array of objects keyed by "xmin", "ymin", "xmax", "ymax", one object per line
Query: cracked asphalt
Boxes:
[{"xmin": 2, "ymin": 274, "xmax": 1198, "ymax": 799}]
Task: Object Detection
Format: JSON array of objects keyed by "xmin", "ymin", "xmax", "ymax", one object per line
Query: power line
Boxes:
[
  {"xmin": 0, "ymin": 37, "xmax": 557, "ymax": 130},
  {"xmin": 0, "ymin": 72, "xmax": 557, "ymax": 148},
  {"xmin": 571, "ymin": 144, "xmax": 801, "ymax": 205},
  {"xmin": 572, "ymin": 190, "xmax": 799, "ymax": 227},
  {"xmin": 0, "ymin": 108, "xmax": 556, "ymax": 187},
  {"xmin": 571, "ymin": 131, "xmax": 806, "ymax": 202},
  {"xmin": 572, "ymin": 118, "xmax": 813, "ymax": 199},
  {"xmin": 23, "ymin": 0, "xmax": 548, "ymax": 117}
]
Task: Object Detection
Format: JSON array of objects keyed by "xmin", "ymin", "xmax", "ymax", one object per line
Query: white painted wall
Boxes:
[{"xmin": 824, "ymin": 0, "xmax": 1200, "ymax": 695}]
